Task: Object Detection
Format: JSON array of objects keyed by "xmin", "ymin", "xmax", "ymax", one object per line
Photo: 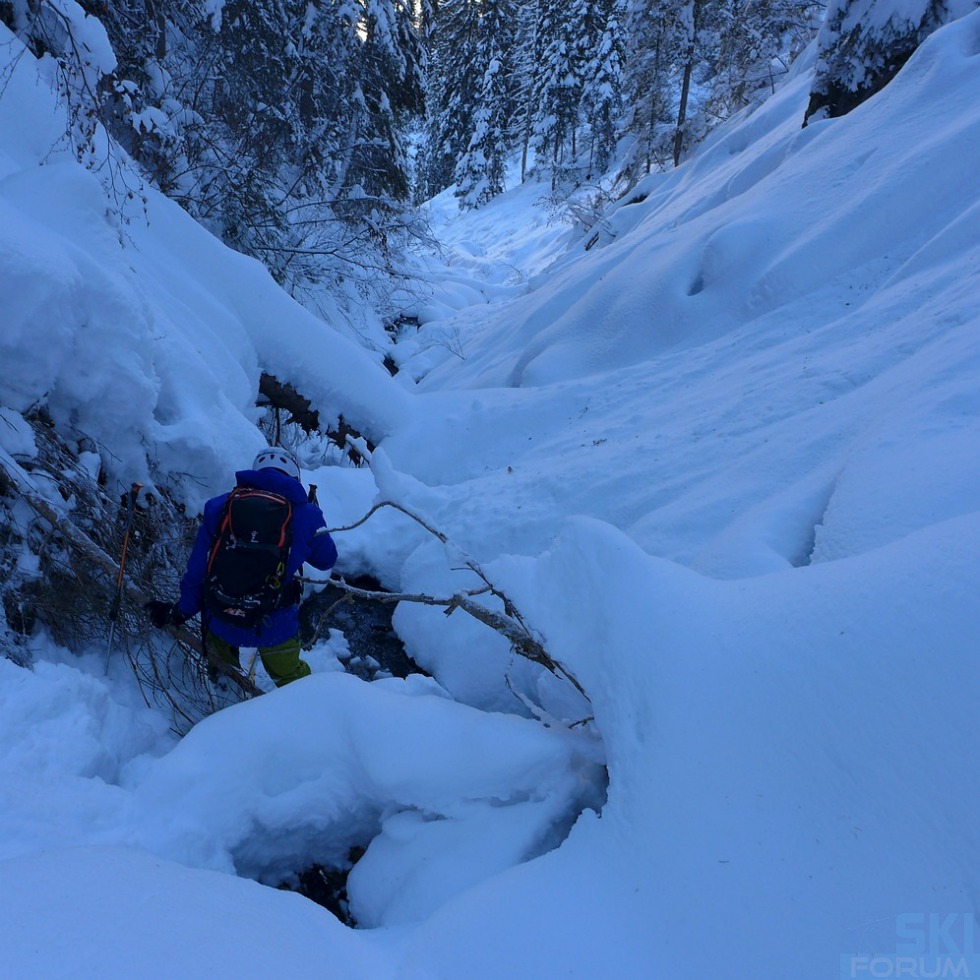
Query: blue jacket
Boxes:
[{"xmin": 177, "ymin": 468, "xmax": 338, "ymax": 648}]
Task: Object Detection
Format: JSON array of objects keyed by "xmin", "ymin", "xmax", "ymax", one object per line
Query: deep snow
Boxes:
[{"xmin": 1, "ymin": 7, "xmax": 979, "ymax": 979}]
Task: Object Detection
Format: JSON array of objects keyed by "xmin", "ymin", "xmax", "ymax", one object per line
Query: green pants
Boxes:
[{"xmin": 205, "ymin": 631, "xmax": 311, "ymax": 688}]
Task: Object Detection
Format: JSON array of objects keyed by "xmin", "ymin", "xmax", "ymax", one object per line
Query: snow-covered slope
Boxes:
[
  {"xmin": 390, "ymin": 22, "xmax": 980, "ymax": 578},
  {"xmin": 1, "ymin": 7, "xmax": 979, "ymax": 979},
  {"xmin": 0, "ymin": 24, "xmax": 410, "ymax": 514}
]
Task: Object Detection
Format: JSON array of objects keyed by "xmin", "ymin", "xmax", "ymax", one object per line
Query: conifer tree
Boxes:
[
  {"xmin": 454, "ymin": 0, "xmax": 519, "ymax": 207},
  {"xmin": 532, "ymin": 0, "xmax": 584, "ymax": 188},
  {"xmin": 349, "ymin": 0, "xmax": 425, "ymax": 204},
  {"xmin": 423, "ymin": 0, "xmax": 481, "ymax": 197},
  {"xmin": 620, "ymin": 0, "xmax": 684, "ymax": 174},
  {"xmin": 579, "ymin": 0, "xmax": 626, "ymax": 178},
  {"xmin": 511, "ymin": 0, "xmax": 539, "ymax": 182},
  {"xmin": 804, "ymin": 0, "xmax": 951, "ymax": 124}
]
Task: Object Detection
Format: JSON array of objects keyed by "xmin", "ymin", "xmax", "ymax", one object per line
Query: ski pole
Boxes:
[{"xmin": 105, "ymin": 482, "xmax": 143, "ymax": 673}]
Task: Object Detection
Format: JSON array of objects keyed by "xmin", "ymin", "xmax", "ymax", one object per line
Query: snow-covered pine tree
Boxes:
[
  {"xmin": 511, "ymin": 0, "xmax": 539, "ymax": 183},
  {"xmin": 81, "ymin": 0, "xmax": 184, "ymax": 187},
  {"xmin": 803, "ymin": 0, "xmax": 958, "ymax": 124},
  {"xmin": 619, "ymin": 0, "xmax": 682, "ymax": 175},
  {"xmin": 453, "ymin": 0, "xmax": 519, "ymax": 208},
  {"xmin": 261, "ymin": 0, "xmax": 428, "ymax": 316},
  {"xmin": 620, "ymin": 0, "xmax": 713, "ymax": 171},
  {"xmin": 262, "ymin": 0, "xmax": 365, "ymax": 283},
  {"xmin": 347, "ymin": 0, "xmax": 425, "ymax": 206},
  {"xmin": 191, "ymin": 0, "xmax": 299, "ymax": 245},
  {"xmin": 422, "ymin": 0, "xmax": 482, "ymax": 198},
  {"xmin": 578, "ymin": 0, "xmax": 626, "ymax": 179},
  {"xmin": 532, "ymin": 0, "xmax": 585, "ymax": 190}
]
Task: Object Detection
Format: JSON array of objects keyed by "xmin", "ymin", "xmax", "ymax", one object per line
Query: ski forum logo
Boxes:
[{"xmin": 841, "ymin": 913, "xmax": 979, "ymax": 978}]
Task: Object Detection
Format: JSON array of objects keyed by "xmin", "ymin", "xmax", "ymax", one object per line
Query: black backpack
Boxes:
[{"xmin": 203, "ymin": 487, "xmax": 294, "ymax": 629}]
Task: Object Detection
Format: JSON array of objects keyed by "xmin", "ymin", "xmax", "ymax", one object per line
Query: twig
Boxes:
[
  {"xmin": 303, "ymin": 591, "xmax": 354, "ymax": 651},
  {"xmin": 0, "ymin": 454, "xmax": 260, "ymax": 699},
  {"xmin": 325, "ymin": 499, "xmax": 588, "ymax": 698},
  {"xmin": 302, "ymin": 570, "xmax": 586, "ymax": 699}
]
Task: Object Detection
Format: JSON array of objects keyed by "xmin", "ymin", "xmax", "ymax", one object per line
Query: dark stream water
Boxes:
[{"xmin": 300, "ymin": 574, "xmax": 425, "ymax": 681}]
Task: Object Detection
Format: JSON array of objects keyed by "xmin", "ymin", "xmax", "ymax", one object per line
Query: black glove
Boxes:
[
  {"xmin": 284, "ymin": 578, "xmax": 303, "ymax": 606},
  {"xmin": 144, "ymin": 600, "xmax": 188, "ymax": 629}
]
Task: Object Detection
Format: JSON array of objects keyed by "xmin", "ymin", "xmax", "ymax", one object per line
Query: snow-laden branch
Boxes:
[{"xmin": 317, "ymin": 501, "xmax": 588, "ymax": 699}]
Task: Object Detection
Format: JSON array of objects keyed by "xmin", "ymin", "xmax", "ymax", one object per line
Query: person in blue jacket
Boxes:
[{"xmin": 146, "ymin": 446, "xmax": 338, "ymax": 687}]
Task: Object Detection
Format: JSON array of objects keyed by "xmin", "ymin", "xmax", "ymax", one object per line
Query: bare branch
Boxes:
[
  {"xmin": 318, "ymin": 500, "xmax": 588, "ymax": 700},
  {"xmin": 0, "ymin": 454, "xmax": 260, "ymax": 699}
]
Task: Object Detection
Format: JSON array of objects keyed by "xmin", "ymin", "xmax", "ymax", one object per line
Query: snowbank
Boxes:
[
  {"xmin": 0, "ymin": 23, "xmax": 411, "ymax": 513},
  {"xmin": 130, "ymin": 671, "xmax": 602, "ymax": 923},
  {"xmin": 0, "ymin": 846, "xmax": 386, "ymax": 980},
  {"xmin": 1, "ymin": 6, "xmax": 979, "ymax": 980}
]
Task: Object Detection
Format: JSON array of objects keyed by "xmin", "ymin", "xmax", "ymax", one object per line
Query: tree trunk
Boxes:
[
  {"xmin": 673, "ymin": 0, "xmax": 703, "ymax": 168},
  {"xmin": 674, "ymin": 57, "xmax": 693, "ymax": 167}
]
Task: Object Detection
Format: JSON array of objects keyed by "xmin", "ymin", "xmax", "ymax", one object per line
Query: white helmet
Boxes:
[{"xmin": 253, "ymin": 446, "xmax": 301, "ymax": 481}]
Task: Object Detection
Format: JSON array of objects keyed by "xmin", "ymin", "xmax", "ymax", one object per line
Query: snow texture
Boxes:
[{"xmin": 2, "ymin": 6, "xmax": 980, "ymax": 978}]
